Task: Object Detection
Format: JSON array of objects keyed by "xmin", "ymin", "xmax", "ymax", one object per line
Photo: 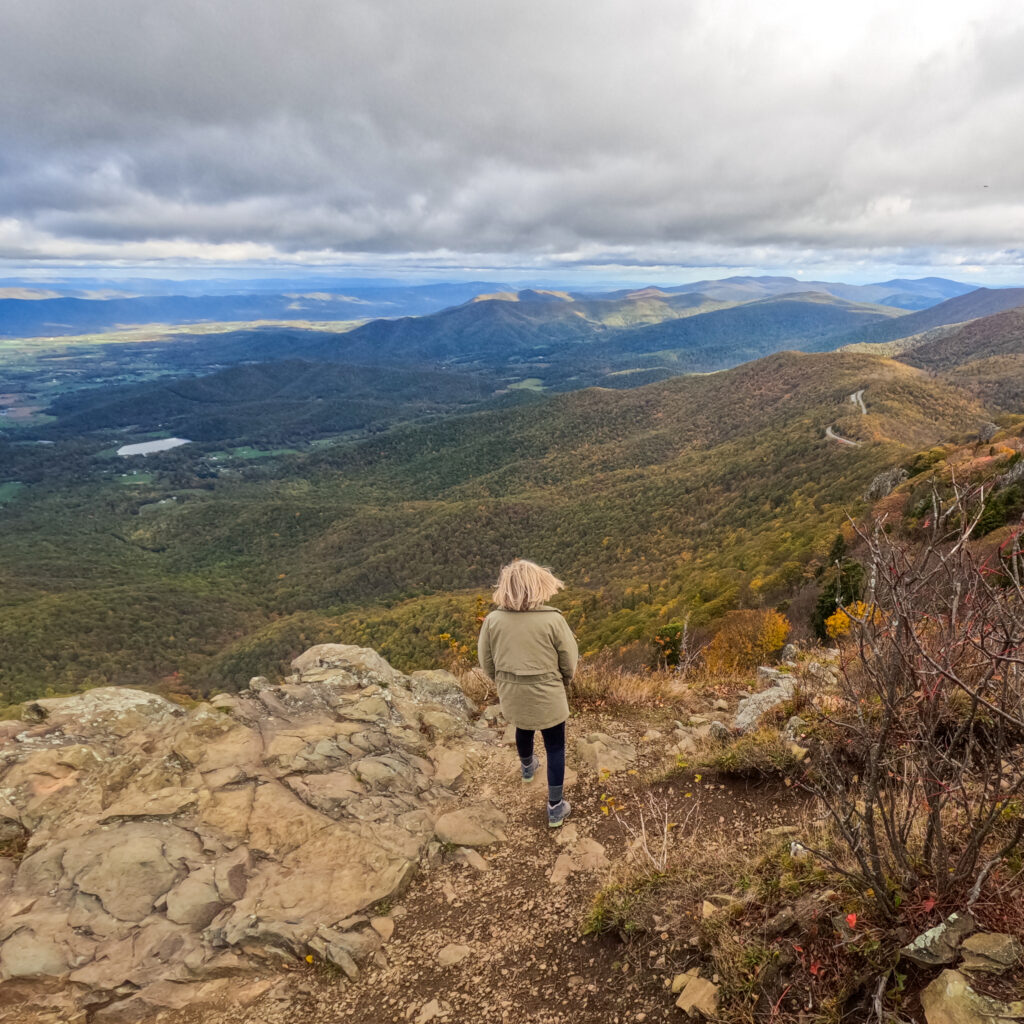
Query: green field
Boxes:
[{"xmin": 0, "ymin": 481, "xmax": 24, "ymax": 503}]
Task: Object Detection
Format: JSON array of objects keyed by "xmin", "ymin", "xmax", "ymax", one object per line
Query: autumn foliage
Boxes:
[{"xmin": 703, "ymin": 608, "xmax": 790, "ymax": 673}]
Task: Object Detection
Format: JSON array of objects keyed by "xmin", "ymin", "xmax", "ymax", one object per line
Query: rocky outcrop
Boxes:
[
  {"xmin": 0, "ymin": 646, "xmax": 489, "ymax": 1021},
  {"xmin": 733, "ymin": 668, "xmax": 796, "ymax": 734}
]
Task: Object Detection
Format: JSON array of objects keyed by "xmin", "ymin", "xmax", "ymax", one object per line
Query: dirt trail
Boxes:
[
  {"xmin": 849, "ymin": 389, "xmax": 867, "ymax": 415},
  {"xmin": 175, "ymin": 711, "xmax": 806, "ymax": 1024}
]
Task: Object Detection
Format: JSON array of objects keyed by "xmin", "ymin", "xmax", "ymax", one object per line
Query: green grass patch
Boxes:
[
  {"xmin": 507, "ymin": 377, "xmax": 545, "ymax": 390},
  {"xmin": 225, "ymin": 446, "xmax": 303, "ymax": 460},
  {"xmin": 708, "ymin": 728, "xmax": 805, "ymax": 779},
  {"xmin": 0, "ymin": 481, "xmax": 25, "ymax": 503}
]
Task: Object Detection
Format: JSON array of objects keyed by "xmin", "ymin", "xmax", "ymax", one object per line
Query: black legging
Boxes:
[{"xmin": 515, "ymin": 721, "xmax": 566, "ymax": 789}]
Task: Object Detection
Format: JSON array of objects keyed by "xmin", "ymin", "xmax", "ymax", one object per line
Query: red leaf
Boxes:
[
  {"xmin": 846, "ymin": 913, "xmax": 858, "ymax": 930},
  {"xmin": 921, "ymin": 897, "xmax": 936, "ymax": 913},
  {"xmin": 810, "ymin": 961, "xmax": 822, "ymax": 976}
]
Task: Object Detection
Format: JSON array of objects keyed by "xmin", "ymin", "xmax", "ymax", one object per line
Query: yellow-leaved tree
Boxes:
[
  {"xmin": 825, "ymin": 601, "xmax": 883, "ymax": 639},
  {"xmin": 705, "ymin": 609, "xmax": 791, "ymax": 674}
]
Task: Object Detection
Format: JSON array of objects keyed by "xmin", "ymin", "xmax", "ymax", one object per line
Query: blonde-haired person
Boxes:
[{"xmin": 477, "ymin": 559, "xmax": 578, "ymax": 827}]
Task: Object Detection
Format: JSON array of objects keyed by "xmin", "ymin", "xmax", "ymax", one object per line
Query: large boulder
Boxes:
[
  {"xmin": 408, "ymin": 670, "xmax": 477, "ymax": 717},
  {"xmin": 290, "ymin": 644, "xmax": 407, "ymax": 687}
]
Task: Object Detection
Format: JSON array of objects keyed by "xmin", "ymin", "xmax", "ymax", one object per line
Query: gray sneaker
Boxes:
[
  {"xmin": 547, "ymin": 799, "xmax": 572, "ymax": 828},
  {"xmin": 521, "ymin": 754, "xmax": 539, "ymax": 782}
]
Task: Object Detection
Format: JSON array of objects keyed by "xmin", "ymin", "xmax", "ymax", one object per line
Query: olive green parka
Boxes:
[{"xmin": 477, "ymin": 605, "xmax": 578, "ymax": 731}]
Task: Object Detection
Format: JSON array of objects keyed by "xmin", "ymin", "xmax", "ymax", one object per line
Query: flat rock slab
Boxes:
[
  {"xmin": 576, "ymin": 733, "xmax": 637, "ymax": 775},
  {"xmin": 902, "ymin": 912, "xmax": 976, "ymax": 968},
  {"xmin": 434, "ymin": 802, "xmax": 507, "ymax": 847},
  {"xmin": 675, "ymin": 972, "xmax": 720, "ymax": 1018},
  {"xmin": 960, "ymin": 932, "xmax": 1023, "ymax": 974}
]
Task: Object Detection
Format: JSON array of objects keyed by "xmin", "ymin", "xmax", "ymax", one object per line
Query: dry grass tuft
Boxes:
[{"xmin": 452, "ymin": 667, "xmax": 497, "ymax": 706}]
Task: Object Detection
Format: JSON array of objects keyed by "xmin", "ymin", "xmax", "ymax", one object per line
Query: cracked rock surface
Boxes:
[{"xmin": 0, "ymin": 646, "xmax": 489, "ymax": 1022}]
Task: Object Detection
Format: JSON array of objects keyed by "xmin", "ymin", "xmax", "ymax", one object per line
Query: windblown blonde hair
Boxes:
[{"xmin": 492, "ymin": 559, "xmax": 565, "ymax": 611}]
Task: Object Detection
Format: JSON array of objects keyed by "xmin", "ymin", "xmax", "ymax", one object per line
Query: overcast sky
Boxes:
[{"xmin": 2, "ymin": 0, "xmax": 1024, "ymax": 284}]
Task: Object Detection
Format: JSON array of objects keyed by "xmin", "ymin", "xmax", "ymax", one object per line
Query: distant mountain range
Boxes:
[
  {"xmin": 0, "ymin": 274, "xmax": 990, "ymax": 339},
  {"xmin": 599, "ymin": 275, "xmax": 975, "ymax": 310},
  {"xmin": 28, "ymin": 275, "xmax": 1024, "ymax": 445},
  {"xmin": 832, "ymin": 287, "xmax": 1024, "ymax": 348},
  {"xmin": 0, "ymin": 282, "xmax": 509, "ymax": 337}
]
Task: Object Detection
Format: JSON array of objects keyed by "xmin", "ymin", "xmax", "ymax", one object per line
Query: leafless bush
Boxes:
[
  {"xmin": 809, "ymin": 483, "xmax": 1024, "ymax": 922},
  {"xmin": 609, "ymin": 791, "xmax": 701, "ymax": 874}
]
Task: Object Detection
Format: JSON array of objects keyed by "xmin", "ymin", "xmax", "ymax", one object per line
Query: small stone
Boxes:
[
  {"xmin": 713, "ymin": 699, "xmax": 729, "ymax": 712},
  {"xmin": 701, "ymin": 893, "xmax": 741, "ymax": 918},
  {"xmin": 415, "ymin": 998, "xmax": 443, "ymax": 1024},
  {"xmin": 554, "ymin": 822, "xmax": 578, "ymax": 846},
  {"xmin": 783, "ymin": 715, "xmax": 808, "ymax": 742},
  {"xmin": 575, "ymin": 733, "xmax": 637, "ymax": 775},
  {"xmin": 675, "ymin": 974, "xmax": 720, "ymax": 1018},
  {"xmin": 437, "ymin": 943, "xmax": 470, "ymax": 966},
  {"xmin": 371, "ymin": 916, "xmax": 395, "ymax": 942},
  {"xmin": 454, "ymin": 847, "xmax": 491, "ymax": 872}
]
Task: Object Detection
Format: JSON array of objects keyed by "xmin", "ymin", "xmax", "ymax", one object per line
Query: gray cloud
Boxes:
[{"xmin": 1, "ymin": 0, "xmax": 1023, "ymax": 272}]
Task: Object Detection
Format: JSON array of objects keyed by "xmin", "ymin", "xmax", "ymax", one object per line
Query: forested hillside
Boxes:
[
  {"xmin": 0, "ymin": 348, "xmax": 997, "ymax": 701},
  {"xmin": 832, "ymin": 286, "xmax": 1024, "ymax": 347}
]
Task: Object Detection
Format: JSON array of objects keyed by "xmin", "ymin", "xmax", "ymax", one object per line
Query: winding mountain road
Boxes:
[
  {"xmin": 825, "ymin": 425, "xmax": 861, "ymax": 447},
  {"xmin": 825, "ymin": 388, "xmax": 867, "ymax": 446}
]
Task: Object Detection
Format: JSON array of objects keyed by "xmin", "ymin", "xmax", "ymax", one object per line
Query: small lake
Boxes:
[{"xmin": 116, "ymin": 437, "xmax": 191, "ymax": 457}]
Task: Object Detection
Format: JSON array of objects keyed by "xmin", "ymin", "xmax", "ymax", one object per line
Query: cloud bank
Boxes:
[{"xmin": 2, "ymin": 0, "xmax": 1023, "ymax": 274}]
